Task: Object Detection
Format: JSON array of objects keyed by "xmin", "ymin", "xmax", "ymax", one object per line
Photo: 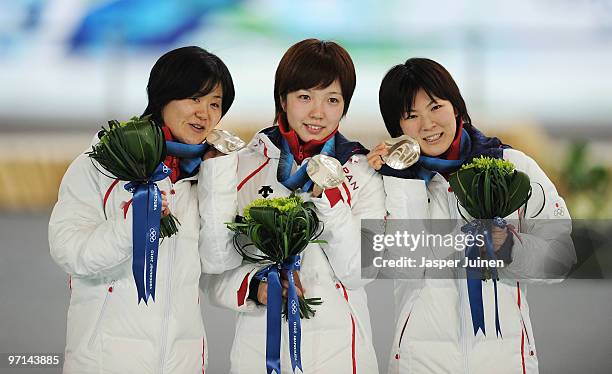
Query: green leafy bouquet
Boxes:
[
  {"xmin": 449, "ymin": 156, "xmax": 531, "ymax": 221},
  {"xmin": 87, "ymin": 115, "xmax": 181, "ymax": 304},
  {"xmin": 227, "ymin": 194, "xmax": 324, "ymax": 318},
  {"xmin": 227, "ymin": 194, "xmax": 326, "ymax": 373},
  {"xmin": 449, "ymin": 156, "xmax": 532, "ymax": 337},
  {"xmin": 87, "ymin": 116, "xmax": 179, "ymax": 237}
]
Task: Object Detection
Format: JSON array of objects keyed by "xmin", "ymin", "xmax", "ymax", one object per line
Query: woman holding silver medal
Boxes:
[
  {"xmin": 208, "ymin": 38, "xmax": 385, "ymax": 373},
  {"xmin": 49, "ymin": 46, "xmax": 244, "ymax": 373},
  {"xmin": 367, "ymin": 58, "xmax": 576, "ymax": 373}
]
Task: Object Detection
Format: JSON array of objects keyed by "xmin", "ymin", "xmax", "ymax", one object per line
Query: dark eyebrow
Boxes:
[{"xmin": 408, "ymin": 99, "xmax": 437, "ymax": 112}]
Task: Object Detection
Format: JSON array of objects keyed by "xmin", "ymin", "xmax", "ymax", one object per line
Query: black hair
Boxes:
[
  {"xmin": 142, "ymin": 46, "xmax": 235, "ymax": 125},
  {"xmin": 379, "ymin": 58, "xmax": 471, "ymax": 137}
]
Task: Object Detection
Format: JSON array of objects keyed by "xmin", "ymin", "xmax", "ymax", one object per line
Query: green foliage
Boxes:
[
  {"xmin": 560, "ymin": 141, "xmax": 611, "ymax": 218},
  {"xmin": 227, "ymin": 194, "xmax": 325, "ymax": 318},
  {"xmin": 87, "ymin": 116, "xmax": 179, "ymax": 238},
  {"xmin": 449, "ymin": 156, "xmax": 531, "ymax": 219}
]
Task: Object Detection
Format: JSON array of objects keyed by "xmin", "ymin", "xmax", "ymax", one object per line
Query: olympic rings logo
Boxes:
[
  {"xmin": 149, "ymin": 228, "xmax": 158, "ymax": 243},
  {"xmin": 290, "ymin": 300, "xmax": 298, "ymax": 314}
]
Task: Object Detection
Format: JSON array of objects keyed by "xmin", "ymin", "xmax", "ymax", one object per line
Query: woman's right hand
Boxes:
[
  {"xmin": 160, "ymin": 190, "xmax": 170, "ymax": 217},
  {"xmin": 367, "ymin": 143, "xmax": 389, "ymax": 170}
]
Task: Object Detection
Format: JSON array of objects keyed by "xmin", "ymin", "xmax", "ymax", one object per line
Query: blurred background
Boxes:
[{"xmin": 1, "ymin": 0, "xmax": 611, "ymax": 373}]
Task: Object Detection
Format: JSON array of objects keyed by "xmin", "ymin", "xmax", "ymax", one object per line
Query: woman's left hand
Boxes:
[{"xmin": 491, "ymin": 225, "xmax": 509, "ymax": 252}]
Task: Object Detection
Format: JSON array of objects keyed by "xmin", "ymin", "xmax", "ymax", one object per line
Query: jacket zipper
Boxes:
[
  {"xmin": 158, "ymin": 181, "xmax": 176, "ymax": 374},
  {"xmin": 519, "ymin": 314, "xmax": 534, "ymax": 356},
  {"xmin": 395, "ymin": 312, "xmax": 411, "ymax": 362},
  {"xmin": 88, "ymin": 280, "xmax": 115, "ymax": 349},
  {"xmin": 397, "ymin": 313, "xmax": 411, "ymax": 349}
]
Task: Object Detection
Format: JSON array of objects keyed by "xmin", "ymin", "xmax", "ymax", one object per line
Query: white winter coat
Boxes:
[
  {"xmin": 207, "ymin": 129, "xmax": 386, "ymax": 374},
  {"xmin": 49, "ymin": 136, "xmax": 242, "ymax": 374},
  {"xmin": 383, "ymin": 148, "xmax": 576, "ymax": 374}
]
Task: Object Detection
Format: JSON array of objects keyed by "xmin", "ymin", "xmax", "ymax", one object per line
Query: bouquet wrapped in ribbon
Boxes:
[
  {"xmin": 227, "ymin": 194, "xmax": 324, "ymax": 374},
  {"xmin": 449, "ymin": 156, "xmax": 531, "ymax": 337},
  {"xmin": 87, "ymin": 116, "xmax": 179, "ymax": 304}
]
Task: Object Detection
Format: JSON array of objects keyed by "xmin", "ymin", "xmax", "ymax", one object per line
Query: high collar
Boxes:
[
  {"xmin": 277, "ymin": 115, "xmax": 338, "ymax": 164},
  {"xmin": 161, "ymin": 126, "xmax": 180, "ymax": 183},
  {"xmin": 440, "ymin": 119, "xmax": 464, "ymax": 160}
]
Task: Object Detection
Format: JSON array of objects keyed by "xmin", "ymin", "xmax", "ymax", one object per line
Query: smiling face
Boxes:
[
  {"xmin": 281, "ymin": 80, "xmax": 344, "ymax": 142},
  {"xmin": 161, "ymin": 84, "xmax": 223, "ymax": 144},
  {"xmin": 399, "ymin": 88, "xmax": 458, "ymax": 157}
]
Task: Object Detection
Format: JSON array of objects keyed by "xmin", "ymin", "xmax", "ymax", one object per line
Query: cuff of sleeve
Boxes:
[{"xmin": 248, "ymin": 277, "xmax": 263, "ymax": 305}]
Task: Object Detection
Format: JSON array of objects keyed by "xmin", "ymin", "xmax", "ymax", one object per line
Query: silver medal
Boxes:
[
  {"xmin": 382, "ymin": 135, "xmax": 420, "ymax": 170},
  {"xmin": 307, "ymin": 154, "xmax": 346, "ymax": 189},
  {"xmin": 205, "ymin": 129, "xmax": 246, "ymax": 154}
]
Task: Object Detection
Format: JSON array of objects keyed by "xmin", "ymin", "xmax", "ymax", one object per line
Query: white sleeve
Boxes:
[
  {"xmin": 500, "ymin": 151, "xmax": 576, "ymax": 282},
  {"xmin": 311, "ymin": 163, "xmax": 386, "ymax": 290},
  {"xmin": 382, "ymin": 176, "xmax": 429, "ymax": 219},
  {"xmin": 198, "ymin": 153, "xmax": 243, "ymax": 274},
  {"xmin": 48, "ymin": 153, "xmax": 133, "ymax": 278}
]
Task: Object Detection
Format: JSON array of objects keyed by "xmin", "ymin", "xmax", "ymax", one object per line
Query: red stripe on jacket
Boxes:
[
  {"xmin": 238, "ymin": 143, "xmax": 270, "ymax": 192},
  {"xmin": 339, "ymin": 283, "xmax": 357, "ymax": 374}
]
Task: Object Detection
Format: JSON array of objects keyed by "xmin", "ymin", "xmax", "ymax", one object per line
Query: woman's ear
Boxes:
[{"xmin": 454, "ymin": 107, "xmax": 459, "ymax": 117}]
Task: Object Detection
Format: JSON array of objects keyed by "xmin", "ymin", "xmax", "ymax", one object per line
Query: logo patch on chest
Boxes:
[{"xmin": 258, "ymin": 185, "xmax": 274, "ymax": 198}]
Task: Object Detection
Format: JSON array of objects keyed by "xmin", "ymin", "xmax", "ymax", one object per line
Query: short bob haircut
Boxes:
[
  {"xmin": 274, "ymin": 38, "xmax": 356, "ymax": 124},
  {"xmin": 143, "ymin": 46, "xmax": 235, "ymax": 126},
  {"xmin": 379, "ymin": 58, "xmax": 471, "ymax": 138}
]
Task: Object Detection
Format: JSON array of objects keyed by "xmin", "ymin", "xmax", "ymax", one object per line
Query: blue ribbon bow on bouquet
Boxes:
[
  {"xmin": 124, "ymin": 162, "xmax": 171, "ymax": 304},
  {"xmin": 461, "ymin": 217, "xmax": 507, "ymax": 337},
  {"xmin": 254, "ymin": 255, "xmax": 303, "ymax": 374}
]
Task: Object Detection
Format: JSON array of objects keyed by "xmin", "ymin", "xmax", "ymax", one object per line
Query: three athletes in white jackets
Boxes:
[
  {"xmin": 207, "ymin": 39, "xmax": 385, "ymax": 374},
  {"xmin": 367, "ymin": 58, "xmax": 576, "ymax": 374},
  {"xmin": 49, "ymin": 47, "xmax": 242, "ymax": 374}
]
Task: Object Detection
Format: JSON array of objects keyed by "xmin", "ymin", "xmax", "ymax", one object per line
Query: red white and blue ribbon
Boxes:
[{"xmin": 278, "ymin": 136, "xmax": 335, "ymax": 192}]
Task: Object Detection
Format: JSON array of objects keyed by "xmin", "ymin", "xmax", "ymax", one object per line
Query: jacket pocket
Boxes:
[{"xmin": 87, "ymin": 280, "xmax": 115, "ymax": 349}]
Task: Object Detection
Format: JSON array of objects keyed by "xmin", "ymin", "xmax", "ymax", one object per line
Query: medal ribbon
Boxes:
[{"xmin": 278, "ymin": 136, "xmax": 335, "ymax": 192}]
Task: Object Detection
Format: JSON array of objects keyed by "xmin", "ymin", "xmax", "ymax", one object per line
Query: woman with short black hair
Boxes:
[
  {"xmin": 49, "ymin": 46, "xmax": 242, "ymax": 373},
  {"xmin": 368, "ymin": 58, "xmax": 576, "ymax": 374}
]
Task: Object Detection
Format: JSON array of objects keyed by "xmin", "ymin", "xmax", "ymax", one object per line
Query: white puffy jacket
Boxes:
[
  {"xmin": 383, "ymin": 148, "xmax": 576, "ymax": 374},
  {"xmin": 207, "ymin": 129, "xmax": 386, "ymax": 374},
  {"xmin": 48, "ymin": 136, "xmax": 242, "ymax": 374}
]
